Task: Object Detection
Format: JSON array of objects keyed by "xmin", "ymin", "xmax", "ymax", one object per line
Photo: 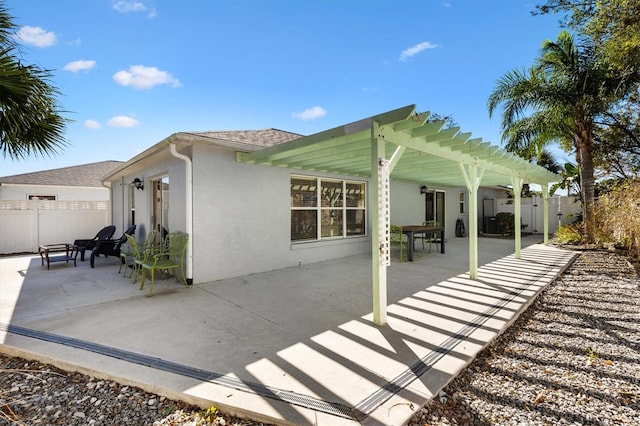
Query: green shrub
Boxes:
[
  {"xmin": 495, "ymin": 212, "xmax": 514, "ymax": 235},
  {"xmin": 594, "ymin": 179, "xmax": 640, "ymax": 258},
  {"xmin": 555, "ymin": 224, "xmax": 583, "ymax": 244}
]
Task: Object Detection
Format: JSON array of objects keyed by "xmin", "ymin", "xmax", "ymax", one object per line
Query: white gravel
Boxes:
[{"xmin": 407, "ymin": 249, "xmax": 640, "ymax": 426}]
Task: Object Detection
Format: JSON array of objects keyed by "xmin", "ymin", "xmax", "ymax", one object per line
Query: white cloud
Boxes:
[
  {"xmin": 112, "ymin": 65, "xmax": 181, "ymax": 90},
  {"xmin": 83, "ymin": 119, "xmax": 101, "ymax": 129},
  {"xmin": 113, "ymin": 1, "xmax": 157, "ymax": 18},
  {"xmin": 399, "ymin": 41, "xmax": 439, "ymax": 61},
  {"xmin": 63, "ymin": 60, "xmax": 97, "ymax": 73},
  {"xmin": 108, "ymin": 116, "xmax": 140, "ymax": 127},
  {"xmin": 16, "ymin": 26, "xmax": 56, "ymax": 47},
  {"xmin": 113, "ymin": 1, "xmax": 146, "ymax": 13},
  {"xmin": 292, "ymin": 106, "xmax": 327, "ymax": 121}
]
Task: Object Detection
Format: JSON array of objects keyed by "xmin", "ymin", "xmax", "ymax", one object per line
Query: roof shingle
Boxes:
[
  {"xmin": 183, "ymin": 128, "xmax": 302, "ymax": 148},
  {"xmin": 0, "ymin": 161, "xmax": 124, "ymax": 187}
]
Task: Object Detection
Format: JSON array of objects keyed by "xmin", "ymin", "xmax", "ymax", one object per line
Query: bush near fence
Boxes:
[{"xmin": 594, "ymin": 179, "xmax": 640, "ymax": 260}]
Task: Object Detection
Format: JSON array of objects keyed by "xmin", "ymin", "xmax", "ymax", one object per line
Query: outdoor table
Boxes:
[
  {"xmin": 401, "ymin": 225, "xmax": 445, "ymax": 261},
  {"xmin": 39, "ymin": 243, "xmax": 78, "ymax": 269}
]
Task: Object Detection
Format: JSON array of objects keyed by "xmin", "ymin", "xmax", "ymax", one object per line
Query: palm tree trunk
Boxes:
[{"xmin": 578, "ymin": 142, "xmax": 596, "ymax": 243}]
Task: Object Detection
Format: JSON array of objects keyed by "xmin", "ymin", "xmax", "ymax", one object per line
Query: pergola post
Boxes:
[
  {"xmin": 510, "ymin": 176, "xmax": 524, "ymax": 259},
  {"xmin": 459, "ymin": 163, "xmax": 484, "ymax": 280},
  {"xmin": 542, "ymin": 183, "xmax": 549, "ymax": 245},
  {"xmin": 371, "ymin": 121, "xmax": 388, "ymax": 325}
]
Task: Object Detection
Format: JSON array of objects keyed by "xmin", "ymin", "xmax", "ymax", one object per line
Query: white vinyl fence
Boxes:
[
  {"xmin": 492, "ymin": 195, "xmax": 582, "ymax": 235},
  {"xmin": 0, "ymin": 200, "xmax": 110, "ymax": 254}
]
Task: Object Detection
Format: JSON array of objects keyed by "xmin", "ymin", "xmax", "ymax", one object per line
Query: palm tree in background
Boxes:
[
  {"xmin": 488, "ymin": 30, "xmax": 638, "ymax": 242},
  {"xmin": 0, "ymin": 2, "xmax": 68, "ymax": 161}
]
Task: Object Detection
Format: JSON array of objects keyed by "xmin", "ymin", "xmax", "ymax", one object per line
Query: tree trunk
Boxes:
[{"xmin": 578, "ymin": 140, "xmax": 596, "ymax": 243}]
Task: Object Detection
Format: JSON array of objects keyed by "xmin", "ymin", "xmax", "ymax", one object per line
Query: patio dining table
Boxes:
[{"xmin": 401, "ymin": 225, "xmax": 445, "ymax": 261}]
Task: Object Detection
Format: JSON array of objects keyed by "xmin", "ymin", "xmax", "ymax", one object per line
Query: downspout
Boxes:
[
  {"xmin": 101, "ymin": 179, "xmax": 115, "ymax": 231},
  {"xmin": 169, "ymin": 143, "xmax": 193, "ymax": 285},
  {"xmin": 120, "ymin": 177, "xmax": 125, "ymax": 232}
]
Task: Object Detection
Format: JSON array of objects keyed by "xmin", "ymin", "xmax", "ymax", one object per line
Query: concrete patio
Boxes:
[{"xmin": 0, "ymin": 235, "xmax": 578, "ymax": 425}]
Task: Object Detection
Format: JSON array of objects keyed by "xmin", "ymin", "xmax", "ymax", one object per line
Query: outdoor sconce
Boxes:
[
  {"xmin": 420, "ymin": 185, "xmax": 428, "ymax": 194},
  {"xmin": 132, "ymin": 178, "xmax": 144, "ymax": 191}
]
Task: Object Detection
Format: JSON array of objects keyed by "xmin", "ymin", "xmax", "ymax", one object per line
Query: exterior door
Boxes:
[
  {"xmin": 425, "ymin": 190, "xmax": 445, "ymax": 226},
  {"xmin": 152, "ymin": 176, "xmax": 170, "ymax": 241}
]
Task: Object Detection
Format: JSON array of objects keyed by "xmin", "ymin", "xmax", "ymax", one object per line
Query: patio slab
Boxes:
[{"xmin": 0, "ymin": 236, "xmax": 578, "ymax": 425}]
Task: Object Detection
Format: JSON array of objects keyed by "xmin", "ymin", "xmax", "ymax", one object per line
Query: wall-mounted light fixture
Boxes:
[
  {"xmin": 420, "ymin": 185, "xmax": 428, "ymax": 194},
  {"xmin": 132, "ymin": 177, "xmax": 144, "ymax": 191}
]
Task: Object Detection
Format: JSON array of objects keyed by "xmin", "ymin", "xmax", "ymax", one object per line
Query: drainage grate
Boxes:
[
  {"xmin": 0, "ymin": 323, "xmax": 356, "ymax": 419},
  {"xmin": 2, "ymin": 250, "xmax": 577, "ymax": 423}
]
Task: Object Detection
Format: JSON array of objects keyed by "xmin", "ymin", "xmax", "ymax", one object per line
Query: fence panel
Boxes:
[
  {"xmin": 493, "ymin": 196, "xmax": 581, "ymax": 235},
  {"xmin": 0, "ymin": 200, "xmax": 109, "ymax": 254}
]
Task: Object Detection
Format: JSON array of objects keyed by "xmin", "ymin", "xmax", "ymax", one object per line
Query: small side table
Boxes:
[{"xmin": 39, "ymin": 243, "xmax": 78, "ymax": 270}]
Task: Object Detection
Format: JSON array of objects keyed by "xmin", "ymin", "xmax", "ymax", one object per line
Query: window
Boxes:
[
  {"xmin": 28, "ymin": 195, "xmax": 56, "ymax": 200},
  {"xmin": 291, "ymin": 176, "xmax": 366, "ymax": 241},
  {"xmin": 459, "ymin": 191, "xmax": 465, "ymax": 214}
]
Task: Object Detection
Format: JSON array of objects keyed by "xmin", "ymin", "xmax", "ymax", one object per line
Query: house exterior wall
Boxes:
[
  {"xmin": 389, "ymin": 182, "xmax": 465, "ymax": 241},
  {"xmin": 191, "ymin": 144, "xmax": 372, "ymax": 283},
  {"xmin": 108, "ymin": 143, "xmax": 499, "ymax": 284},
  {"xmin": 0, "ymin": 184, "xmax": 110, "ymax": 201},
  {"xmin": 108, "ymin": 150, "xmax": 188, "ymax": 243}
]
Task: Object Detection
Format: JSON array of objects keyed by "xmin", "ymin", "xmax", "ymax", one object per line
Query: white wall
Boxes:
[
  {"xmin": 0, "ymin": 184, "xmax": 110, "ymax": 201},
  {"xmin": 390, "ymin": 182, "xmax": 468, "ymax": 240},
  {"xmin": 191, "ymin": 144, "xmax": 371, "ymax": 282},
  {"xmin": 389, "ymin": 181, "xmax": 425, "ymax": 226},
  {"xmin": 108, "ymin": 143, "xmax": 500, "ymax": 284},
  {"xmin": 108, "ymin": 150, "xmax": 187, "ymax": 243}
]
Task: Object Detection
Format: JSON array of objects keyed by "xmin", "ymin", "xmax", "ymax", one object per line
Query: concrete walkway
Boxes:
[{"xmin": 0, "ymin": 236, "xmax": 577, "ymax": 425}]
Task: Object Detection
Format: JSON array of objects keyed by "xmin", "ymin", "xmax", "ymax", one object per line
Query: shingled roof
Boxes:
[
  {"xmin": 0, "ymin": 161, "xmax": 124, "ymax": 187},
  {"xmin": 181, "ymin": 128, "xmax": 303, "ymax": 148}
]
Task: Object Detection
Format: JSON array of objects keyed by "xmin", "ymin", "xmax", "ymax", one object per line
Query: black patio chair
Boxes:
[
  {"xmin": 90, "ymin": 225, "xmax": 136, "ymax": 268},
  {"xmin": 73, "ymin": 225, "xmax": 116, "ymax": 261}
]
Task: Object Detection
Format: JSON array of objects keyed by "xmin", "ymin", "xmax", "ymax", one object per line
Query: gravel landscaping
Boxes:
[
  {"xmin": 408, "ymin": 249, "xmax": 640, "ymax": 426},
  {"xmin": 1, "ymin": 248, "xmax": 638, "ymax": 425}
]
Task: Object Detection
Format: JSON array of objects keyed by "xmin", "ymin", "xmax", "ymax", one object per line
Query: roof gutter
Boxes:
[
  {"xmin": 104, "ymin": 132, "xmax": 262, "ymax": 181},
  {"xmin": 169, "ymin": 142, "xmax": 193, "ymax": 285}
]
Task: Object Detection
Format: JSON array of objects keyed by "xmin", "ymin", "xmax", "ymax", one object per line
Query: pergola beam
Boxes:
[{"xmin": 235, "ymin": 104, "xmax": 561, "ymax": 326}]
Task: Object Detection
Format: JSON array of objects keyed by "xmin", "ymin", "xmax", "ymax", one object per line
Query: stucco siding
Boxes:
[
  {"xmin": 0, "ymin": 184, "xmax": 109, "ymax": 201},
  {"xmin": 191, "ymin": 144, "xmax": 372, "ymax": 283}
]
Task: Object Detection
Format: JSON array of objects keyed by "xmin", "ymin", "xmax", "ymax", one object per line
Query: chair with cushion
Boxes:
[
  {"xmin": 137, "ymin": 232, "xmax": 189, "ymax": 296},
  {"xmin": 73, "ymin": 225, "xmax": 116, "ymax": 261},
  {"xmin": 389, "ymin": 225, "xmax": 408, "ymax": 262},
  {"xmin": 89, "ymin": 225, "xmax": 136, "ymax": 268}
]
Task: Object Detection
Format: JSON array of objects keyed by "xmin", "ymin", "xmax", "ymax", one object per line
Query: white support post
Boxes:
[
  {"xmin": 510, "ymin": 176, "xmax": 524, "ymax": 259},
  {"xmin": 542, "ymin": 183, "xmax": 549, "ymax": 245},
  {"xmin": 371, "ymin": 121, "xmax": 388, "ymax": 326},
  {"xmin": 459, "ymin": 163, "xmax": 484, "ymax": 280}
]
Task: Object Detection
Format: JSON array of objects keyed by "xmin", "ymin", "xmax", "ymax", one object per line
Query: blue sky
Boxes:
[{"xmin": 1, "ymin": 0, "xmax": 571, "ymax": 177}]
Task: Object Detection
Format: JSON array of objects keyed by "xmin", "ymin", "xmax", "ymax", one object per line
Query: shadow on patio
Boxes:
[{"xmin": 0, "ymin": 236, "xmax": 577, "ymax": 425}]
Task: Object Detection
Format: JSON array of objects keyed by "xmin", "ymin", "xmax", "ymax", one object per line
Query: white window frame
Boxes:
[{"xmin": 291, "ymin": 175, "xmax": 366, "ymax": 242}]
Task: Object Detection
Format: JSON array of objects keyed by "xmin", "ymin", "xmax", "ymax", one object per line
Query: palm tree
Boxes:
[
  {"xmin": 0, "ymin": 2, "xmax": 68, "ymax": 160},
  {"xmin": 487, "ymin": 30, "xmax": 638, "ymax": 242}
]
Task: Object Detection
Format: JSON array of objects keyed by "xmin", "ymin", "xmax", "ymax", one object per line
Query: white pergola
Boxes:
[{"xmin": 238, "ymin": 105, "xmax": 560, "ymax": 325}]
